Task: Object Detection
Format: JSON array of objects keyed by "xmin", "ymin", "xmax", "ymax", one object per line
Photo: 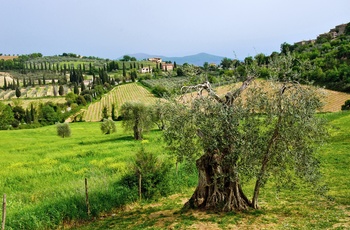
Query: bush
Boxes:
[
  {"xmin": 120, "ymin": 147, "xmax": 172, "ymax": 200},
  {"xmin": 151, "ymin": 85, "xmax": 169, "ymax": 97},
  {"xmin": 100, "ymin": 119, "xmax": 116, "ymax": 134},
  {"xmin": 341, "ymin": 99, "xmax": 350, "ymax": 110}
]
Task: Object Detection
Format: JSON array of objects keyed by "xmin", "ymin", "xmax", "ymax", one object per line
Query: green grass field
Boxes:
[
  {"xmin": 0, "ymin": 122, "xmax": 187, "ymax": 229},
  {"xmin": 73, "ymin": 111, "xmax": 350, "ymax": 230},
  {"xmin": 0, "ymin": 110, "xmax": 349, "ymax": 229}
]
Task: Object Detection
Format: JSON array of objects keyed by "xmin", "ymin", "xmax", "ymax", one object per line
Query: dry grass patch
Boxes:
[{"xmin": 195, "ymin": 80, "xmax": 350, "ymax": 112}]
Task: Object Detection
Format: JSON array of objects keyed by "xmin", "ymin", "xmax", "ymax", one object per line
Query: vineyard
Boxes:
[{"xmin": 83, "ymin": 83, "xmax": 159, "ymax": 121}]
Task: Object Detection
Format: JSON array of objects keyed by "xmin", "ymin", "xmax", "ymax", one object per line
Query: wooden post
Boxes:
[
  {"xmin": 138, "ymin": 174, "xmax": 142, "ymax": 201},
  {"xmin": 85, "ymin": 178, "xmax": 90, "ymax": 216},
  {"xmin": 2, "ymin": 194, "xmax": 6, "ymax": 230}
]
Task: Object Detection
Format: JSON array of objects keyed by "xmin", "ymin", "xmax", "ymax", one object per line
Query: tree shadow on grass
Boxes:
[{"xmin": 78, "ymin": 136, "xmax": 135, "ymax": 146}]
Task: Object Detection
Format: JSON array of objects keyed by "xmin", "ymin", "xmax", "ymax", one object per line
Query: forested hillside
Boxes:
[{"xmin": 282, "ymin": 22, "xmax": 350, "ymax": 92}]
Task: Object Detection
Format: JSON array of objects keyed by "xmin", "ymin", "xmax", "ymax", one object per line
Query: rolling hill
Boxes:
[{"xmin": 124, "ymin": 52, "xmax": 225, "ymax": 66}]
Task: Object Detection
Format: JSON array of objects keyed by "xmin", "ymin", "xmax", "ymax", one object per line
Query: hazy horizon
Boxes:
[{"xmin": 1, "ymin": 0, "xmax": 349, "ymax": 60}]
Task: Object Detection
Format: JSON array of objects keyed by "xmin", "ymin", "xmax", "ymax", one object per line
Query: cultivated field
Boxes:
[{"xmin": 83, "ymin": 83, "xmax": 160, "ymax": 121}]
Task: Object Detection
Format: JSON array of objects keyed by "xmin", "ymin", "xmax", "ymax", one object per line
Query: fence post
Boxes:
[
  {"xmin": 138, "ymin": 174, "xmax": 142, "ymax": 201},
  {"xmin": 85, "ymin": 178, "xmax": 90, "ymax": 216},
  {"xmin": 2, "ymin": 194, "xmax": 6, "ymax": 230}
]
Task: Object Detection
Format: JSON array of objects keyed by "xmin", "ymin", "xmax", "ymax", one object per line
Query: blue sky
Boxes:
[{"xmin": 1, "ymin": 0, "xmax": 349, "ymax": 60}]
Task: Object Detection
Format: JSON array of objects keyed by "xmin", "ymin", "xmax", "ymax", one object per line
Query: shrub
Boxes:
[
  {"xmin": 151, "ymin": 85, "xmax": 169, "ymax": 97},
  {"xmin": 100, "ymin": 119, "xmax": 116, "ymax": 134},
  {"xmin": 341, "ymin": 99, "xmax": 350, "ymax": 110},
  {"xmin": 120, "ymin": 147, "xmax": 172, "ymax": 200}
]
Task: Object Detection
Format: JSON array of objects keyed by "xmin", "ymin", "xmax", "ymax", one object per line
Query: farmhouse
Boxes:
[
  {"xmin": 161, "ymin": 63, "xmax": 174, "ymax": 71},
  {"xmin": 140, "ymin": 66, "xmax": 152, "ymax": 73},
  {"xmin": 148, "ymin": 57, "xmax": 162, "ymax": 63},
  {"xmin": 0, "ymin": 55, "xmax": 18, "ymax": 61}
]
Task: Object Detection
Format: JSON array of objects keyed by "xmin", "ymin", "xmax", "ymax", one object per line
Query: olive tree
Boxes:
[
  {"xmin": 0, "ymin": 102, "xmax": 14, "ymax": 129},
  {"xmin": 56, "ymin": 122, "xmax": 71, "ymax": 138},
  {"xmin": 120, "ymin": 102, "xmax": 152, "ymax": 140},
  {"xmin": 163, "ymin": 53, "xmax": 327, "ymax": 211}
]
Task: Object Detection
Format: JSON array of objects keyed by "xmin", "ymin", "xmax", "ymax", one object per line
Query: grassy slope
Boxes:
[
  {"xmin": 0, "ymin": 122, "xmax": 169, "ymax": 229},
  {"xmin": 74, "ymin": 111, "xmax": 350, "ymax": 230}
]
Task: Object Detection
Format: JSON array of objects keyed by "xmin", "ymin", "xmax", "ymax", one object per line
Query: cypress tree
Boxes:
[
  {"xmin": 30, "ymin": 103, "xmax": 35, "ymax": 122},
  {"xmin": 123, "ymin": 62, "xmax": 126, "ymax": 77},
  {"xmin": 3, "ymin": 77, "xmax": 6, "ymax": 89},
  {"xmin": 89, "ymin": 62, "xmax": 92, "ymax": 74},
  {"xmin": 59, "ymin": 85, "xmax": 64, "ymax": 96},
  {"xmin": 74, "ymin": 84, "xmax": 79, "ymax": 95},
  {"xmin": 25, "ymin": 108, "xmax": 32, "ymax": 124},
  {"xmin": 80, "ymin": 81, "xmax": 86, "ymax": 92},
  {"xmin": 111, "ymin": 104, "xmax": 116, "ymax": 121},
  {"xmin": 15, "ymin": 87, "xmax": 21, "ymax": 98}
]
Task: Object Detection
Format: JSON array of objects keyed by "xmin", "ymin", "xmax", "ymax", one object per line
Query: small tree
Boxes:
[
  {"xmin": 341, "ymin": 99, "xmax": 350, "ymax": 110},
  {"xmin": 111, "ymin": 104, "xmax": 117, "ymax": 121},
  {"xmin": 120, "ymin": 102, "xmax": 152, "ymax": 140},
  {"xmin": 121, "ymin": 146, "xmax": 172, "ymax": 200},
  {"xmin": 58, "ymin": 85, "xmax": 64, "ymax": 96},
  {"xmin": 100, "ymin": 118, "xmax": 116, "ymax": 134},
  {"xmin": 15, "ymin": 87, "xmax": 21, "ymax": 98},
  {"xmin": 102, "ymin": 106, "xmax": 108, "ymax": 120},
  {"xmin": 56, "ymin": 122, "xmax": 71, "ymax": 138},
  {"xmin": 74, "ymin": 84, "xmax": 79, "ymax": 95}
]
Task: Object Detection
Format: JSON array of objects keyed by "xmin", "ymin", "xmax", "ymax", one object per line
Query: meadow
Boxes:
[
  {"xmin": 0, "ymin": 122, "xmax": 195, "ymax": 229},
  {"xmin": 0, "ymin": 111, "xmax": 349, "ymax": 229},
  {"xmin": 75, "ymin": 111, "xmax": 350, "ymax": 229}
]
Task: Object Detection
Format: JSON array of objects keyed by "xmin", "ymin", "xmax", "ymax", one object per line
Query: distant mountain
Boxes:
[{"xmin": 123, "ymin": 53, "xmax": 225, "ymax": 66}]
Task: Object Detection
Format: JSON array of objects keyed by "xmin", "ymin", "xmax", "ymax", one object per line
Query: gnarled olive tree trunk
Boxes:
[{"xmin": 184, "ymin": 152, "xmax": 252, "ymax": 211}]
